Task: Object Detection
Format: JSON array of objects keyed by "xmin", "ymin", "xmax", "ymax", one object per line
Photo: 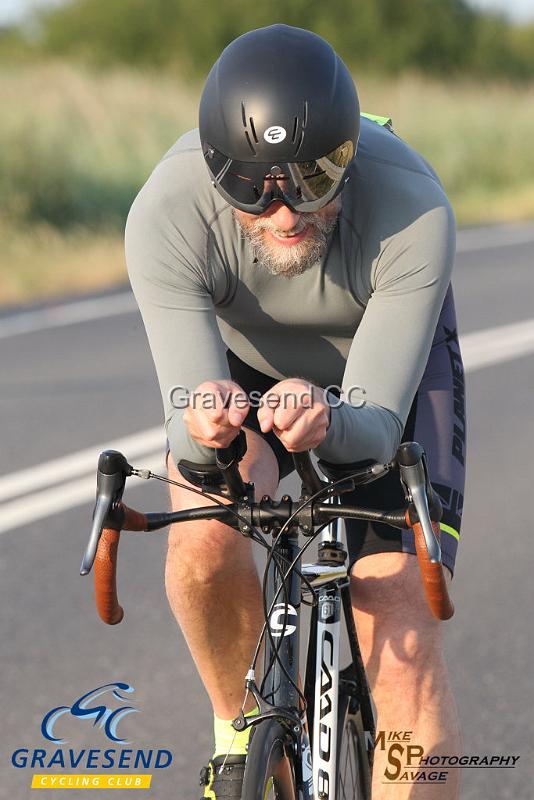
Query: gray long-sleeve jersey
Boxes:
[{"xmin": 125, "ymin": 116, "xmax": 455, "ymax": 467}]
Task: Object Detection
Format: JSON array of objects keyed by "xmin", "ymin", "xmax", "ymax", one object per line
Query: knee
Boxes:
[
  {"xmin": 166, "ymin": 519, "xmax": 253, "ymax": 590},
  {"xmin": 367, "ymin": 618, "xmax": 451, "ymax": 731},
  {"xmin": 373, "ymin": 619, "xmax": 444, "ymax": 691},
  {"xmin": 351, "ymin": 555, "xmax": 447, "ymax": 694}
]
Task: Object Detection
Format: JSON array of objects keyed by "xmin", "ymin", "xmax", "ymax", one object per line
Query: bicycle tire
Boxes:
[
  {"xmin": 241, "ymin": 721, "xmax": 298, "ymax": 800},
  {"xmin": 336, "ymin": 667, "xmax": 373, "ymax": 799}
]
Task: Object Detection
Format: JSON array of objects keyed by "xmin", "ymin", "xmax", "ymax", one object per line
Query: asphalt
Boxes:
[{"xmin": 1, "ymin": 223, "xmax": 533, "ymax": 799}]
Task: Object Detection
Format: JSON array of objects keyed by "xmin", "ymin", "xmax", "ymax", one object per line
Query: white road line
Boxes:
[
  {"xmin": 0, "ymin": 427, "xmax": 165, "ymax": 503},
  {"xmin": 0, "ymin": 292, "xmax": 136, "ymax": 340},
  {"xmin": 460, "ymin": 318, "xmax": 534, "ymax": 371},
  {"xmin": 0, "ymin": 225, "xmax": 532, "ymax": 341},
  {"xmin": 1, "ymin": 316, "xmax": 534, "ymax": 534},
  {"xmin": 0, "ymin": 453, "xmax": 165, "ymax": 535}
]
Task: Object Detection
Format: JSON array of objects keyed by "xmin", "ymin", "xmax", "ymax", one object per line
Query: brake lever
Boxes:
[
  {"xmin": 80, "ymin": 450, "xmax": 132, "ymax": 576},
  {"xmin": 396, "ymin": 442, "xmax": 441, "ymax": 564}
]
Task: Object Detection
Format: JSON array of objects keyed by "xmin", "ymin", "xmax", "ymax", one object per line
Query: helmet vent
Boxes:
[
  {"xmin": 292, "ymin": 101, "xmax": 308, "ymax": 156},
  {"xmin": 249, "ymin": 117, "xmax": 259, "ymax": 143},
  {"xmin": 294, "ymin": 130, "xmax": 304, "ymax": 155},
  {"xmin": 241, "ymin": 102, "xmax": 257, "ymax": 155},
  {"xmin": 244, "ymin": 131, "xmax": 256, "ymax": 155}
]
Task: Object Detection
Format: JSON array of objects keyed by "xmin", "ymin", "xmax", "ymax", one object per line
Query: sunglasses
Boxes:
[{"xmin": 203, "ymin": 140, "xmax": 354, "ymax": 214}]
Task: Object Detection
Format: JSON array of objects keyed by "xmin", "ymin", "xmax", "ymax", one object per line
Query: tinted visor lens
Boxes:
[{"xmin": 204, "ymin": 140, "xmax": 354, "ymax": 213}]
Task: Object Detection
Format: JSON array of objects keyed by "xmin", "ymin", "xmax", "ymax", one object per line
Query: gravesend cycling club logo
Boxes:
[
  {"xmin": 11, "ymin": 682, "xmax": 173, "ymax": 791},
  {"xmin": 41, "ymin": 682, "xmax": 138, "ymax": 744}
]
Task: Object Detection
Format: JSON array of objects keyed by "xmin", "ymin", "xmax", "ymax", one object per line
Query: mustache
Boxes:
[
  {"xmin": 242, "ymin": 212, "xmax": 332, "ymax": 238},
  {"xmin": 250, "ymin": 217, "xmax": 309, "ymax": 236}
]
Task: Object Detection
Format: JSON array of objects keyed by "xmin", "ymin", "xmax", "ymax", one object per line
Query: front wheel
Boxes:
[
  {"xmin": 336, "ymin": 667, "xmax": 373, "ymax": 799},
  {"xmin": 337, "ymin": 712, "xmax": 371, "ymax": 799},
  {"xmin": 241, "ymin": 721, "xmax": 298, "ymax": 800}
]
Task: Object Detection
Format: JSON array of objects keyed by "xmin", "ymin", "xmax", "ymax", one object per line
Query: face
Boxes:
[{"xmin": 233, "ymin": 197, "xmax": 342, "ymax": 278}]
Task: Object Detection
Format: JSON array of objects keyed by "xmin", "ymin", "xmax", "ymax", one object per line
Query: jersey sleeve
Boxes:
[
  {"xmin": 314, "ymin": 191, "xmax": 455, "ymax": 465},
  {"xmin": 125, "ymin": 158, "xmax": 230, "ymax": 466}
]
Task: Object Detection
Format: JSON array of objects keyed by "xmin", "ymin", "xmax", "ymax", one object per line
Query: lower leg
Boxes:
[
  {"xmin": 369, "ymin": 657, "xmax": 461, "ymax": 798},
  {"xmin": 166, "ymin": 529, "xmax": 264, "ymax": 719},
  {"xmin": 165, "ymin": 430, "xmax": 279, "ymax": 721},
  {"xmin": 351, "ymin": 553, "xmax": 461, "ymax": 799}
]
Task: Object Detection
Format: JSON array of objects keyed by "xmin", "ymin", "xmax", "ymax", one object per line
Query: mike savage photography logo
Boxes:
[
  {"xmin": 12, "ymin": 682, "xmax": 173, "ymax": 790},
  {"xmin": 375, "ymin": 730, "xmax": 521, "ymax": 787}
]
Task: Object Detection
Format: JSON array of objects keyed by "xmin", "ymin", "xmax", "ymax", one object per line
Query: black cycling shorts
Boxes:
[{"xmin": 227, "ymin": 284, "xmax": 465, "ymax": 576}]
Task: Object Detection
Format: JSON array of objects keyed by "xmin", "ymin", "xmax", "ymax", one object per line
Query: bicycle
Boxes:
[{"xmin": 80, "ymin": 432, "xmax": 453, "ymax": 799}]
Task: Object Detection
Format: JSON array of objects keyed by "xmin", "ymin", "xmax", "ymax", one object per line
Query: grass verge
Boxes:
[
  {"xmin": 2, "ymin": 64, "xmax": 534, "ymax": 305},
  {"xmin": 0, "ymin": 223, "xmax": 125, "ymax": 305}
]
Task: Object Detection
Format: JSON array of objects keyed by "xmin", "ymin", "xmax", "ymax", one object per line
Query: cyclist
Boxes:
[{"xmin": 126, "ymin": 24, "xmax": 465, "ymax": 799}]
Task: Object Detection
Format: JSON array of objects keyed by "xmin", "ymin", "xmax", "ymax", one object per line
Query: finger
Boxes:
[
  {"xmin": 224, "ymin": 389, "xmax": 250, "ymax": 427},
  {"xmin": 258, "ymin": 406, "xmax": 273, "ymax": 433},
  {"xmin": 273, "ymin": 418, "xmax": 310, "ymax": 451},
  {"xmin": 273, "ymin": 410, "xmax": 328, "ymax": 451},
  {"xmin": 272, "ymin": 401, "xmax": 304, "ymax": 431},
  {"xmin": 195, "ymin": 413, "xmax": 233, "ymax": 444},
  {"xmin": 257, "ymin": 390, "xmax": 280, "ymax": 432},
  {"xmin": 196, "ymin": 386, "xmax": 228, "ymax": 423},
  {"xmin": 274, "ymin": 427, "xmax": 327, "ymax": 452}
]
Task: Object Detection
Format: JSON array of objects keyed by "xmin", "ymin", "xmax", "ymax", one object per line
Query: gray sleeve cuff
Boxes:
[
  {"xmin": 166, "ymin": 411, "xmax": 216, "ymax": 466},
  {"xmin": 314, "ymin": 400, "xmax": 403, "ymax": 464}
]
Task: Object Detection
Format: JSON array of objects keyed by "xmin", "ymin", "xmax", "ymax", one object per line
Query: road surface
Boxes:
[{"xmin": 1, "ymin": 222, "xmax": 533, "ymax": 798}]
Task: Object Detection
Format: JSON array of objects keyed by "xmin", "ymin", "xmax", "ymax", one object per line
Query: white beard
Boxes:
[{"xmin": 234, "ymin": 199, "xmax": 341, "ymax": 278}]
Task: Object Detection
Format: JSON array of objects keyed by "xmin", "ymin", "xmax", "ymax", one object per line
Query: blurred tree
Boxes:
[
  {"xmin": 508, "ymin": 23, "xmax": 534, "ymax": 78},
  {"xmin": 3, "ymin": 0, "xmax": 532, "ymax": 81}
]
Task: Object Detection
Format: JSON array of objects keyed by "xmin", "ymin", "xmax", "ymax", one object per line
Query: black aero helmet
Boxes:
[{"xmin": 199, "ymin": 24, "xmax": 360, "ymax": 214}]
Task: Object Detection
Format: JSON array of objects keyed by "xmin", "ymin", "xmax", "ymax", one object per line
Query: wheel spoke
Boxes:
[
  {"xmin": 341, "ymin": 735, "xmax": 350, "ymax": 799},
  {"xmin": 337, "ymin": 716, "xmax": 364, "ymax": 799}
]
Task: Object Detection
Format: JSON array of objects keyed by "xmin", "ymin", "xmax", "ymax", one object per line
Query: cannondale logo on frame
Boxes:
[
  {"xmin": 264, "ymin": 125, "xmax": 287, "ymax": 144},
  {"xmin": 269, "ymin": 603, "xmax": 297, "ymax": 637}
]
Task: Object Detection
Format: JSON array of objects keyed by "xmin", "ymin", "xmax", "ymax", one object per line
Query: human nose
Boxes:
[{"xmin": 266, "ymin": 201, "xmax": 301, "ymax": 231}]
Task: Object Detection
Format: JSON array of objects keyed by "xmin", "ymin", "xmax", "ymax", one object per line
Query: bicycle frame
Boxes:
[{"xmin": 259, "ymin": 512, "xmax": 375, "ymax": 799}]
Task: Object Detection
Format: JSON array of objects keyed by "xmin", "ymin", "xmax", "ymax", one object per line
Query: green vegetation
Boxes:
[
  {"xmin": 3, "ymin": 0, "xmax": 534, "ymax": 80},
  {"xmin": 2, "ymin": 62, "xmax": 534, "ymax": 304},
  {"xmin": 0, "ymin": 63, "xmax": 196, "ymax": 302},
  {"xmin": 0, "ymin": 62, "xmax": 195, "ymax": 229},
  {"xmin": 362, "ymin": 74, "xmax": 534, "ymax": 222},
  {"xmin": 2, "ymin": 0, "xmax": 534, "ymax": 304},
  {"xmin": 0, "ymin": 221, "xmax": 127, "ymax": 303}
]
